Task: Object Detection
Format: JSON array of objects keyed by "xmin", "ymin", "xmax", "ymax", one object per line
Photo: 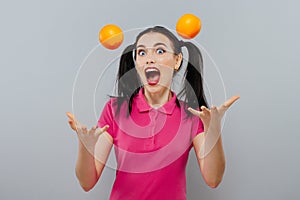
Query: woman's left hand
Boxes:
[{"xmin": 188, "ymin": 96, "xmax": 240, "ymax": 132}]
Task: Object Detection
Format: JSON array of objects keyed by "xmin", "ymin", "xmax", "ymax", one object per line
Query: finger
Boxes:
[
  {"xmin": 88, "ymin": 125, "xmax": 97, "ymax": 134},
  {"xmin": 187, "ymin": 107, "xmax": 201, "ymax": 116},
  {"xmin": 67, "ymin": 111, "xmax": 86, "ymax": 134},
  {"xmin": 95, "ymin": 125, "xmax": 110, "ymax": 137},
  {"xmin": 201, "ymin": 106, "xmax": 210, "ymax": 115},
  {"xmin": 67, "ymin": 112, "xmax": 76, "ymax": 127},
  {"xmin": 102, "ymin": 125, "xmax": 109, "ymax": 132},
  {"xmin": 66, "ymin": 112, "xmax": 75, "ymax": 121},
  {"xmin": 201, "ymin": 106, "xmax": 208, "ymax": 111},
  {"xmin": 222, "ymin": 95, "xmax": 240, "ymax": 109},
  {"xmin": 66, "ymin": 111, "xmax": 80, "ymax": 126},
  {"xmin": 211, "ymin": 105, "xmax": 218, "ymax": 113},
  {"xmin": 67, "ymin": 112, "xmax": 78, "ymax": 127},
  {"xmin": 68, "ymin": 118, "xmax": 81, "ymax": 131},
  {"xmin": 68, "ymin": 120, "xmax": 77, "ymax": 131},
  {"xmin": 91, "ymin": 125, "xmax": 97, "ymax": 130},
  {"xmin": 82, "ymin": 125, "xmax": 88, "ymax": 134}
]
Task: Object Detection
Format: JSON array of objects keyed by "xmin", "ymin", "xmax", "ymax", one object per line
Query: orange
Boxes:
[
  {"xmin": 99, "ymin": 24, "xmax": 124, "ymax": 50},
  {"xmin": 176, "ymin": 14, "xmax": 202, "ymax": 39}
]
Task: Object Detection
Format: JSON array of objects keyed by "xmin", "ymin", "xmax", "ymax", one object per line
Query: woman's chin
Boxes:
[{"xmin": 143, "ymin": 83, "xmax": 170, "ymax": 93}]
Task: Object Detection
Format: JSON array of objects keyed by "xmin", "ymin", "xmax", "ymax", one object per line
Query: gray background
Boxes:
[{"xmin": 1, "ymin": 0, "xmax": 299, "ymax": 199}]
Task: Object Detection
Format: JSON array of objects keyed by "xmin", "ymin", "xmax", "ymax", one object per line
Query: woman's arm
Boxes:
[
  {"xmin": 192, "ymin": 129, "xmax": 225, "ymax": 188},
  {"xmin": 76, "ymin": 139, "xmax": 99, "ymax": 191},
  {"xmin": 75, "ymin": 131, "xmax": 113, "ymax": 192},
  {"xmin": 189, "ymin": 96, "xmax": 239, "ymax": 188},
  {"xmin": 67, "ymin": 112, "xmax": 113, "ymax": 192}
]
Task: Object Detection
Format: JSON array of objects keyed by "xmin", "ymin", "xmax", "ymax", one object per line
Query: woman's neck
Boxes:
[{"xmin": 143, "ymin": 88, "xmax": 172, "ymax": 108}]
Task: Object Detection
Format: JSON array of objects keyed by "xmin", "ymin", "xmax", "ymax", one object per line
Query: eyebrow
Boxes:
[{"xmin": 136, "ymin": 42, "xmax": 168, "ymax": 49}]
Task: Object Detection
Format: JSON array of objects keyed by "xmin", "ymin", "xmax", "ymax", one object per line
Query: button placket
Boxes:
[{"xmin": 146, "ymin": 109, "xmax": 158, "ymax": 148}]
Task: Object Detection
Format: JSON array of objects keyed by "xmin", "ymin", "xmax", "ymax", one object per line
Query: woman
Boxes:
[{"xmin": 67, "ymin": 26, "xmax": 240, "ymax": 199}]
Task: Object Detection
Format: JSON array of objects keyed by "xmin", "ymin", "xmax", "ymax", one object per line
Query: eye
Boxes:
[
  {"xmin": 137, "ymin": 49, "xmax": 146, "ymax": 56},
  {"xmin": 156, "ymin": 48, "xmax": 165, "ymax": 54}
]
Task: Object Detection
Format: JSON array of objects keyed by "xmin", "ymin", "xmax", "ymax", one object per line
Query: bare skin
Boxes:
[
  {"xmin": 189, "ymin": 96, "xmax": 240, "ymax": 188},
  {"xmin": 135, "ymin": 32, "xmax": 182, "ymax": 107},
  {"xmin": 67, "ymin": 112, "xmax": 113, "ymax": 191}
]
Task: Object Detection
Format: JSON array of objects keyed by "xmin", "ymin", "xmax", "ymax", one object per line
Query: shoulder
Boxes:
[
  {"xmin": 102, "ymin": 96, "xmax": 132, "ymax": 117},
  {"xmin": 103, "ymin": 96, "xmax": 126, "ymax": 107}
]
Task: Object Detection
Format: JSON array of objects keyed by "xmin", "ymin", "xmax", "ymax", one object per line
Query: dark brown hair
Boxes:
[{"xmin": 111, "ymin": 26, "xmax": 208, "ymax": 117}]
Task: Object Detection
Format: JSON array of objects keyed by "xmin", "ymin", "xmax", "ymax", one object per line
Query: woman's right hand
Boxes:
[
  {"xmin": 66, "ymin": 112, "xmax": 109, "ymax": 148},
  {"xmin": 67, "ymin": 112, "xmax": 113, "ymax": 188}
]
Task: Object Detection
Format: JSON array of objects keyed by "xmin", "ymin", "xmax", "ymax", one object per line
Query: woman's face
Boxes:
[{"xmin": 135, "ymin": 32, "xmax": 182, "ymax": 94}]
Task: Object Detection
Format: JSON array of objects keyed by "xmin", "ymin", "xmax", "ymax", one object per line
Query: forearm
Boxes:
[
  {"xmin": 190, "ymin": 97, "xmax": 239, "ymax": 188},
  {"xmin": 198, "ymin": 128, "xmax": 225, "ymax": 188},
  {"xmin": 75, "ymin": 140, "xmax": 98, "ymax": 191}
]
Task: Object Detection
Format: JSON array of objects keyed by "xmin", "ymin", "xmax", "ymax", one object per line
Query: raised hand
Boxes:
[
  {"xmin": 67, "ymin": 112, "xmax": 113, "ymax": 188},
  {"xmin": 188, "ymin": 96, "xmax": 240, "ymax": 132},
  {"xmin": 66, "ymin": 112, "xmax": 109, "ymax": 147},
  {"xmin": 188, "ymin": 96, "xmax": 240, "ymax": 160}
]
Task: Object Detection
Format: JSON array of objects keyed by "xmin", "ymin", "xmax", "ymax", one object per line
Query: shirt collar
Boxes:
[{"xmin": 135, "ymin": 87, "xmax": 177, "ymax": 115}]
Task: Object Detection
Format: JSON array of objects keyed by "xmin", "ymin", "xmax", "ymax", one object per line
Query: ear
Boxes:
[{"xmin": 174, "ymin": 53, "xmax": 183, "ymax": 71}]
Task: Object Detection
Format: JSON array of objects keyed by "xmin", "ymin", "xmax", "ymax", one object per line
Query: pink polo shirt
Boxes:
[{"xmin": 98, "ymin": 87, "xmax": 204, "ymax": 200}]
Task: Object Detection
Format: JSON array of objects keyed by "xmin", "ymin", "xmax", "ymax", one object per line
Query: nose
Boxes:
[
  {"xmin": 146, "ymin": 50, "xmax": 156, "ymax": 65},
  {"xmin": 146, "ymin": 58, "xmax": 155, "ymax": 65}
]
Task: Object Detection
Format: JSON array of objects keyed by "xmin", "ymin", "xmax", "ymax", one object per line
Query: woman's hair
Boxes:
[{"xmin": 110, "ymin": 26, "xmax": 208, "ymax": 117}]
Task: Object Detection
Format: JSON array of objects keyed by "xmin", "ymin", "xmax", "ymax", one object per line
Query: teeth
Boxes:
[{"xmin": 145, "ymin": 68, "xmax": 159, "ymax": 73}]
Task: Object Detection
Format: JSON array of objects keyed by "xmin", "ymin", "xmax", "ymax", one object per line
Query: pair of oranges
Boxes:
[{"xmin": 99, "ymin": 14, "xmax": 202, "ymax": 50}]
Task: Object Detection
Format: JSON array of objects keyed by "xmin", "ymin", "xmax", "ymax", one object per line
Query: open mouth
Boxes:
[{"xmin": 145, "ymin": 67, "xmax": 160, "ymax": 86}]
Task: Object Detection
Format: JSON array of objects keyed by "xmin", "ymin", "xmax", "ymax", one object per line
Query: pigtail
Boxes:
[
  {"xmin": 113, "ymin": 44, "xmax": 141, "ymax": 117},
  {"xmin": 178, "ymin": 41, "xmax": 208, "ymax": 116}
]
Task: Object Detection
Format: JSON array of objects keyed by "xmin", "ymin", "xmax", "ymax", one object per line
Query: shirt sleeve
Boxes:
[{"xmin": 97, "ymin": 99, "xmax": 115, "ymax": 138}]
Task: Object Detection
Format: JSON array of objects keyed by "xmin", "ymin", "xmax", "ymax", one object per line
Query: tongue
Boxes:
[{"xmin": 147, "ymin": 73, "xmax": 160, "ymax": 85}]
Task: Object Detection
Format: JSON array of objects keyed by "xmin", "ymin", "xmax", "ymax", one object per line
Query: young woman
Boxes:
[{"xmin": 67, "ymin": 26, "xmax": 240, "ymax": 200}]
